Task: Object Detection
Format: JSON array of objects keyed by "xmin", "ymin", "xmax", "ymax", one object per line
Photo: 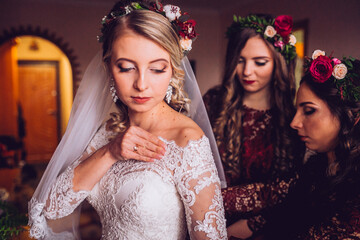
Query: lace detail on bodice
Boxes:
[{"xmin": 30, "ymin": 124, "xmax": 227, "ymax": 239}]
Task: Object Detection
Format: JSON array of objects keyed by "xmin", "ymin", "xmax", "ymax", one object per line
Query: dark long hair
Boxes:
[
  {"xmin": 212, "ymin": 21, "xmax": 300, "ymax": 179},
  {"xmin": 301, "ymin": 62, "xmax": 360, "ymax": 186},
  {"xmin": 263, "ymin": 68, "xmax": 360, "ymax": 239}
]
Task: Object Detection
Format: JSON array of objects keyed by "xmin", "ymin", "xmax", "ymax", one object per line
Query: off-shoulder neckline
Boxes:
[{"xmin": 158, "ymin": 135, "xmax": 208, "ymax": 150}]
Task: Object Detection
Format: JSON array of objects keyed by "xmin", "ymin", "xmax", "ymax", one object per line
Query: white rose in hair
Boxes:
[
  {"xmin": 289, "ymin": 34, "xmax": 296, "ymax": 46},
  {"xmin": 264, "ymin": 26, "xmax": 277, "ymax": 38},
  {"xmin": 163, "ymin": 5, "xmax": 181, "ymax": 22},
  {"xmin": 312, "ymin": 50, "xmax": 326, "ymax": 59},
  {"xmin": 180, "ymin": 38, "xmax": 192, "ymax": 51},
  {"xmin": 332, "ymin": 63, "xmax": 348, "ymax": 80}
]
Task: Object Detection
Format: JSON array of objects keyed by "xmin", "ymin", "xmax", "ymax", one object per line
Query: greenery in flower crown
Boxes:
[
  {"xmin": 304, "ymin": 50, "xmax": 360, "ymax": 102},
  {"xmin": 97, "ymin": 1, "xmax": 198, "ymax": 54},
  {"xmin": 226, "ymin": 14, "xmax": 297, "ymax": 63}
]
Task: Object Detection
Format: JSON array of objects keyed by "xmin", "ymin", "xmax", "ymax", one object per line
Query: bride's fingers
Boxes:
[
  {"xmin": 133, "ymin": 144, "xmax": 163, "ymax": 161},
  {"xmin": 122, "ymin": 138, "xmax": 164, "ymax": 160},
  {"xmin": 123, "ymin": 149, "xmax": 154, "ymax": 162},
  {"xmin": 125, "ymin": 126, "xmax": 166, "ymax": 155},
  {"xmin": 130, "ymin": 126, "xmax": 166, "ymax": 152}
]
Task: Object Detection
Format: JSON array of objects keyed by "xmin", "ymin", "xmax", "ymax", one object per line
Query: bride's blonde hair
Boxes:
[{"xmin": 101, "ymin": 1, "xmax": 190, "ymax": 133}]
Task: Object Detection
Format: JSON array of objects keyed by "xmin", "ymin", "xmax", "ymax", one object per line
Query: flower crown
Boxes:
[
  {"xmin": 226, "ymin": 14, "xmax": 297, "ymax": 63},
  {"xmin": 97, "ymin": 2, "xmax": 197, "ymax": 54},
  {"xmin": 305, "ymin": 50, "xmax": 360, "ymax": 102}
]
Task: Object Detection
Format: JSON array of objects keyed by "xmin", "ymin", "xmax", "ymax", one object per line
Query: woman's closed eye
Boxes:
[
  {"xmin": 118, "ymin": 63, "xmax": 136, "ymax": 73},
  {"xmin": 238, "ymin": 59, "xmax": 245, "ymax": 64},
  {"xmin": 304, "ymin": 107, "xmax": 316, "ymax": 116},
  {"xmin": 150, "ymin": 65, "xmax": 168, "ymax": 74},
  {"xmin": 255, "ymin": 60, "xmax": 269, "ymax": 66}
]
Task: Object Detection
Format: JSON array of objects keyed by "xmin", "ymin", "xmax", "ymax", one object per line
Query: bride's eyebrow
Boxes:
[
  {"xmin": 149, "ymin": 59, "xmax": 170, "ymax": 64},
  {"xmin": 115, "ymin": 58, "xmax": 136, "ymax": 64}
]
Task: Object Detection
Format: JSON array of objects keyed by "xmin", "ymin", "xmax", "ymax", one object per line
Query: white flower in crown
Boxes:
[
  {"xmin": 163, "ymin": 5, "xmax": 181, "ymax": 22},
  {"xmin": 124, "ymin": 5, "xmax": 132, "ymax": 14},
  {"xmin": 312, "ymin": 49, "xmax": 326, "ymax": 60},
  {"xmin": 289, "ymin": 34, "xmax": 296, "ymax": 46},
  {"xmin": 180, "ymin": 38, "xmax": 192, "ymax": 51},
  {"xmin": 264, "ymin": 26, "xmax": 277, "ymax": 38},
  {"xmin": 332, "ymin": 63, "xmax": 348, "ymax": 80}
]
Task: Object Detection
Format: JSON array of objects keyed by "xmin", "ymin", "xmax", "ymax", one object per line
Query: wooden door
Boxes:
[{"xmin": 18, "ymin": 61, "xmax": 59, "ymax": 163}]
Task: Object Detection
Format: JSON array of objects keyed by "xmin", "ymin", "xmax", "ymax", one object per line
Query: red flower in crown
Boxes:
[
  {"xmin": 178, "ymin": 19, "xmax": 197, "ymax": 39},
  {"xmin": 274, "ymin": 15, "xmax": 293, "ymax": 38},
  {"xmin": 309, "ymin": 55, "xmax": 333, "ymax": 83}
]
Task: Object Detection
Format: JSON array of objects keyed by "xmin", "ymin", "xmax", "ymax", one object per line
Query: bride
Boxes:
[{"xmin": 28, "ymin": 0, "xmax": 227, "ymax": 239}]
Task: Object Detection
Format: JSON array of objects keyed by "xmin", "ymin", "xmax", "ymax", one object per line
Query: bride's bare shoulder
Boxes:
[{"xmin": 169, "ymin": 113, "xmax": 204, "ymax": 147}]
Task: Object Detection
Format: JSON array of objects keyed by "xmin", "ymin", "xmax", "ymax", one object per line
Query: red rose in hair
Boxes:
[
  {"xmin": 309, "ymin": 55, "xmax": 333, "ymax": 83},
  {"xmin": 274, "ymin": 15, "xmax": 293, "ymax": 38},
  {"xmin": 178, "ymin": 20, "xmax": 197, "ymax": 39}
]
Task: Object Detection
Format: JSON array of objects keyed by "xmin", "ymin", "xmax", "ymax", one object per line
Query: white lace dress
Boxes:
[{"xmin": 29, "ymin": 125, "xmax": 227, "ymax": 239}]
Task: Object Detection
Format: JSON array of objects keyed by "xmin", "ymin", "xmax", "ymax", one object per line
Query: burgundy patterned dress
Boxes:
[
  {"xmin": 203, "ymin": 87, "xmax": 295, "ymax": 232},
  {"xmin": 204, "ymin": 86, "xmax": 360, "ymax": 239}
]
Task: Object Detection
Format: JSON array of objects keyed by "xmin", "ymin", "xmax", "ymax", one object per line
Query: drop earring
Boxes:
[
  {"xmin": 110, "ymin": 78, "xmax": 118, "ymax": 103},
  {"xmin": 165, "ymin": 81, "xmax": 173, "ymax": 104}
]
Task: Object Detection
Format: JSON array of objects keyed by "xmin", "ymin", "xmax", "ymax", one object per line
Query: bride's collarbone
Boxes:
[{"xmin": 154, "ymin": 115, "xmax": 204, "ymax": 148}]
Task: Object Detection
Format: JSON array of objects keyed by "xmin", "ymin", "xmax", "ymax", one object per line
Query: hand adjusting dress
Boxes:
[{"xmin": 31, "ymin": 124, "xmax": 227, "ymax": 239}]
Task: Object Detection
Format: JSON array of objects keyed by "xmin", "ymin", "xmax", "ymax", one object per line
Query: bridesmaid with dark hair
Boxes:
[
  {"xmin": 225, "ymin": 50, "xmax": 360, "ymax": 239},
  {"xmin": 203, "ymin": 14, "xmax": 304, "ymax": 238}
]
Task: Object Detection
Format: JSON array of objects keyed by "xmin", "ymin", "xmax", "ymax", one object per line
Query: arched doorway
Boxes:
[{"xmin": 0, "ymin": 28, "xmax": 79, "ymax": 164}]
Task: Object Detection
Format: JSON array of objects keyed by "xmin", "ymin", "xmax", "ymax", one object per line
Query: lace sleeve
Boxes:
[
  {"xmin": 43, "ymin": 124, "xmax": 113, "ymax": 220},
  {"xmin": 175, "ymin": 136, "xmax": 227, "ymax": 240},
  {"xmin": 300, "ymin": 214, "xmax": 360, "ymax": 240},
  {"xmin": 222, "ymin": 175, "xmax": 298, "ymax": 217},
  {"xmin": 28, "ymin": 124, "xmax": 115, "ymax": 239},
  {"xmin": 43, "ymin": 161, "xmax": 90, "ymax": 220}
]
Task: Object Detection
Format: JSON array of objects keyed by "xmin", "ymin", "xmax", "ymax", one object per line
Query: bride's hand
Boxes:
[{"xmin": 108, "ymin": 126, "xmax": 166, "ymax": 162}]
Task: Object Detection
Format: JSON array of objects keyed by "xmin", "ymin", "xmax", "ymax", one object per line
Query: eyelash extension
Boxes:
[
  {"xmin": 304, "ymin": 108, "xmax": 316, "ymax": 115},
  {"xmin": 118, "ymin": 65, "xmax": 134, "ymax": 72},
  {"xmin": 255, "ymin": 61, "xmax": 267, "ymax": 66},
  {"xmin": 237, "ymin": 60, "xmax": 268, "ymax": 66},
  {"xmin": 152, "ymin": 66, "xmax": 167, "ymax": 73}
]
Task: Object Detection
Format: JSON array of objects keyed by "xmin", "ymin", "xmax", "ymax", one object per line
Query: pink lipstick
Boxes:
[{"xmin": 132, "ymin": 97, "xmax": 151, "ymax": 104}]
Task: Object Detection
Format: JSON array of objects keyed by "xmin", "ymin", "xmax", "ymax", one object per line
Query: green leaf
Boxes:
[{"xmin": 345, "ymin": 59, "xmax": 353, "ymax": 68}]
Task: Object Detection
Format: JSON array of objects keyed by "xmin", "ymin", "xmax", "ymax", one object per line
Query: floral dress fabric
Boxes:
[
  {"xmin": 222, "ymin": 154, "xmax": 360, "ymax": 239},
  {"xmin": 28, "ymin": 124, "xmax": 227, "ymax": 240},
  {"xmin": 203, "ymin": 87, "xmax": 297, "ymax": 234}
]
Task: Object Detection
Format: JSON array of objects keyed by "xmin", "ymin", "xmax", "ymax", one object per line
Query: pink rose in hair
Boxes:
[
  {"xmin": 274, "ymin": 15, "xmax": 293, "ymax": 38},
  {"xmin": 274, "ymin": 40, "xmax": 285, "ymax": 50},
  {"xmin": 332, "ymin": 58, "xmax": 342, "ymax": 65},
  {"xmin": 309, "ymin": 55, "xmax": 333, "ymax": 83}
]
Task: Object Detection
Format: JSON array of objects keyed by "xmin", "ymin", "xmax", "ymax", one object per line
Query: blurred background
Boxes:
[{"xmin": 0, "ymin": 0, "xmax": 359, "ymax": 239}]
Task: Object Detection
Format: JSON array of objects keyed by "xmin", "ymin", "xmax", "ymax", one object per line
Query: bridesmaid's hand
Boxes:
[
  {"xmin": 108, "ymin": 126, "xmax": 166, "ymax": 162},
  {"xmin": 227, "ymin": 219, "xmax": 253, "ymax": 239}
]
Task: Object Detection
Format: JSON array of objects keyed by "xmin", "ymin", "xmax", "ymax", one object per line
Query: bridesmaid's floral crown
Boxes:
[
  {"xmin": 97, "ymin": 2, "xmax": 198, "ymax": 55},
  {"xmin": 305, "ymin": 50, "xmax": 360, "ymax": 103},
  {"xmin": 227, "ymin": 14, "xmax": 297, "ymax": 63}
]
